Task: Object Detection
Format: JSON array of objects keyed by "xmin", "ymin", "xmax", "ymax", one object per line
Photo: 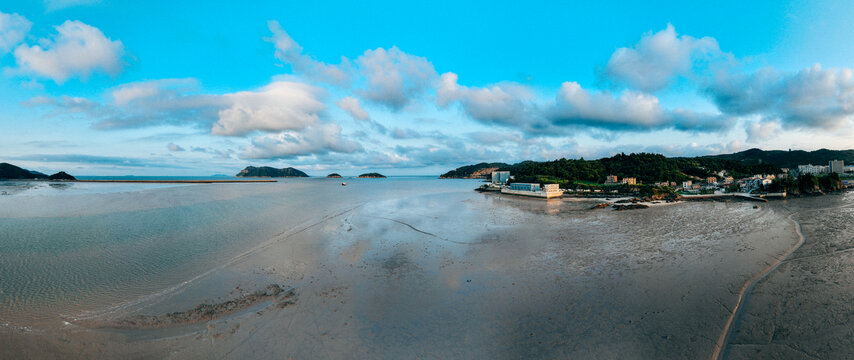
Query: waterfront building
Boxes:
[
  {"xmin": 491, "ymin": 171, "xmax": 510, "ymax": 185},
  {"xmin": 830, "ymin": 160, "xmax": 844, "ymax": 174},
  {"xmin": 621, "ymin": 177, "xmax": 636, "ymax": 185},
  {"xmin": 706, "ymin": 176, "xmax": 717, "ymax": 184},
  {"xmin": 723, "ymin": 176, "xmax": 734, "ymax": 184},
  {"xmin": 682, "ymin": 181, "xmax": 692, "ymax": 190},
  {"xmin": 605, "ymin": 175, "xmax": 619, "ymax": 185},
  {"xmin": 510, "ymin": 183, "xmax": 540, "ymax": 191},
  {"xmin": 502, "ymin": 182, "xmax": 562, "ymax": 198}
]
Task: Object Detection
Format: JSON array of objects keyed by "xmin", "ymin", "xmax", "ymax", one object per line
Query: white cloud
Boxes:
[
  {"xmin": 605, "ymin": 24, "xmax": 723, "ymax": 92},
  {"xmin": 167, "ymin": 142, "xmax": 185, "ymax": 152},
  {"xmin": 266, "ymin": 22, "xmax": 437, "ymax": 111},
  {"xmin": 213, "ymin": 81, "xmax": 326, "ymax": 136},
  {"xmin": 111, "ymin": 78, "xmax": 201, "ymax": 106},
  {"xmin": 437, "ymin": 72, "xmax": 534, "ymax": 126},
  {"xmin": 707, "ymin": 64, "xmax": 854, "ymax": 130},
  {"xmin": 31, "ymin": 79, "xmax": 329, "ymax": 136},
  {"xmin": 266, "ymin": 20, "xmax": 350, "ymax": 86},
  {"xmin": 549, "ymin": 81, "xmax": 730, "ymax": 132},
  {"xmin": 242, "ymin": 123, "xmax": 363, "ymax": 159},
  {"xmin": 745, "ymin": 121, "xmax": 781, "ymax": 142},
  {"xmin": 14, "ymin": 20, "xmax": 124, "ymax": 83},
  {"xmin": 356, "ymin": 46, "xmax": 437, "ymax": 110},
  {"xmin": 336, "ymin": 96, "xmax": 369, "ymax": 120},
  {"xmin": 0, "ymin": 11, "xmax": 31, "ymax": 54}
]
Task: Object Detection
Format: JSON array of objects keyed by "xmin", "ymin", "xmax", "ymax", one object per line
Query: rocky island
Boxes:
[
  {"xmin": 236, "ymin": 166, "xmax": 308, "ymax": 178},
  {"xmin": 357, "ymin": 172, "xmax": 386, "ymax": 178},
  {"xmin": 1, "ymin": 162, "xmax": 76, "ymax": 181},
  {"xmin": 326, "ymin": 173, "xmax": 342, "ymax": 178}
]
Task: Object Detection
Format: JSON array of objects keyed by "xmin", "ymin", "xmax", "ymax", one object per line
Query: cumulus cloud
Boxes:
[
  {"xmin": 213, "ymin": 81, "xmax": 326, "ymax": 136},
  {"xmin": 242, "ymin": 123, "xmax": 363, "ymax": 159},
  {"xmin": 437, "ymin": 72, "xmax": 535, "ymax": 126},
  {"xmin": 605, "ymin": 24, "xmax": 723, "ymax": 92},
  {"xmin": 266, "ymin": 22, "xmax": 438, "ymax": 111},
  {"xmin": 355, "ymin": 46, "xmax": 437, "ymax": 110},
  {"xmin": 336, "ymin": 96, "xmax": 369, "ymax": 120},
  {"xmin": 266, "ymin": 20, "xmax": 350, "ymax": 85},
  {"xmin": 30, "ymin": 78, "xmax": 363, "ymax": 159},
  {"xmin": 33, "ymin": 79, "xmax": 330, "ymax": 137},
  {"xmin": 0, "ymin": 11, "xmax": 31, "ymax": 54},
  {"xmin": 706, "ymin": 64, "xmax": 854, "ymax": 130},
  {"xmin": 167, "ymin": 142, "xmax": 185, "ymax": 152},
  {"xmin": 14, "ymin": 20, "xmax": 124, "ymax": 83},
  {"xmin": 548, "ymin": 81, "xmax": 730, "ymax": 132},
  {"xmin": 94, "ymin": 79, "xmax": 222, "ymax": 129}
]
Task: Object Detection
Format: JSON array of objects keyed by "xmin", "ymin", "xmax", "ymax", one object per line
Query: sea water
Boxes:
[{"xmin": 0, "ymin": 177, "xmax": 472, "ymax": 328}]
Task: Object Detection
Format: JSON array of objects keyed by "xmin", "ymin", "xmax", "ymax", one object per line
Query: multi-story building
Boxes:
[
  {"xmin": 723, "ymin": 176, "xmax": 734, "ymax": 184},
  {"xmin": 605, "ymin": 175, "xmax": 618, "ymax": 185},
  {"xmin": 491, "ymin": 171, "xmax": 510, "ymax": 185},
  {"xmin": 706, "ymin": 176, "xmax": 717, "ymax": 184},
  {"xmin": 621, "ymin": 177, "xmax": 637, "ymax": 185},
  {"xmin": 798, "ymin": 164, "xmax": 830, "ymax": 175},
  {"xmin": 830, "ymin": 160, "xmax": 844, "ymax": 174},
  {"xmin": 682, "ymin": 181, "xmax": 692, "ymax": 190}
]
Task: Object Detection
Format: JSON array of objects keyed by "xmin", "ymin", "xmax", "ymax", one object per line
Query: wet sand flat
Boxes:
[
  {"xmin": 0, "ymin": 180, "xmax": 834, "ymax": 359},
  {"xmin": 727, "ymin": 194, "xmax": 854, "ymax": 359}
]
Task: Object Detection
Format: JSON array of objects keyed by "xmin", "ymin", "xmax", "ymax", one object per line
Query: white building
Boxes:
[
  {"xmin": 491, "ymin": 171, "xmax": 510, "ymax": 185},
  {"xmin": 682, "ymin": 181, "xmax": 692, "ymax": 190},
  {"xmin": 798, "ymin": 164, "xmax": 830, "ymax": 175}
]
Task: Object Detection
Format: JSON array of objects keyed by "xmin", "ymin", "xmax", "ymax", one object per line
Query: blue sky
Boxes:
[{"xmin": 3, "ymin": 0, "xmax": 854, "ymax": 176}]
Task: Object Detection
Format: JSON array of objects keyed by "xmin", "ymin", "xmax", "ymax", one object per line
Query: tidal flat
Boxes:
[{"xmin": 0, "ymin": 178, "xmax": 850, "ymax": 359}]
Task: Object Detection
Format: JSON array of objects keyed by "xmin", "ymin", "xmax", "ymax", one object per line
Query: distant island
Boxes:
[
  {"xmin": 326, "ymin": 173, "xmax": 342, "ymax": 178},
  {"xmin": 357, "ymin": 173, "xmax": 386, "ymax": 178},
  {"xmin": 236, "ymin": 166, "xmax": 308, "ymax": 178},
  {"xmin": 0, "ymin": 162, "xmax": 76, "ymax": 181},
  {"xmin": 48, "ymin": 171, "xmax": 76, "ymax": 181}
]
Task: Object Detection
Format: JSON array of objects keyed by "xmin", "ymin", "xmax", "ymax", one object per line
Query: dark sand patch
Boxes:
[{"xmin": 78, "ymin": 284, "xmax": 296, "ymax": 330}]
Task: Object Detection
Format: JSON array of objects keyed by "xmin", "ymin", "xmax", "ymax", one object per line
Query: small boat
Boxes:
[{"xmin": 342, "ymin": 182, "xmax": 347, "ymax": 186}]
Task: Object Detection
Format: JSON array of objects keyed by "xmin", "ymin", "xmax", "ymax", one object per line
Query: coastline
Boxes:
[{"xmin": 2, "ymin": 180, "xmax": 850, "ymax": 358}]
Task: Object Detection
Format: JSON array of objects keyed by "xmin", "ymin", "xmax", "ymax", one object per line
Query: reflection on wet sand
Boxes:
[{"xmin": 1, "ymin": 180, "xmax": 850, "ymax": 359}]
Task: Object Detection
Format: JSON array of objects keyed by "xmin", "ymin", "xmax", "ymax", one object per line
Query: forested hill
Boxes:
[
  {"xmin": 705, "ymin": 148, "xmax": 854, "ymax": 169},
  {"xmin": 440, "ymin": 153, "xmax": 780, "ymax": 184},
  {"xmin": 438, "ymin": 162, "xmax": 510, "ymax": 179}
]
